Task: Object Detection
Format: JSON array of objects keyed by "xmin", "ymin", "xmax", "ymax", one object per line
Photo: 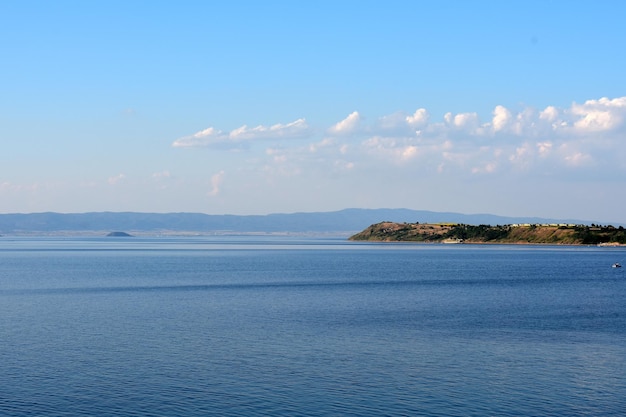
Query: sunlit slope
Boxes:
[{"xmin": 350, "ymin": 222, "xmax": 626, "ymax": 245}]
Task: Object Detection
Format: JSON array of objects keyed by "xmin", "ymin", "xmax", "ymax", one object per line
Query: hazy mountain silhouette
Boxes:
[{"xmin": 0, "ymin": 209, "xmax": 611, "ymax": 235}]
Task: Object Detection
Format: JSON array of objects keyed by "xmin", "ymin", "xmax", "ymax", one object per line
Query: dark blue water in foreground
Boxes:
[{"xmin": 1, "ymin": 236, "xmax": 625, "ymax": 416}]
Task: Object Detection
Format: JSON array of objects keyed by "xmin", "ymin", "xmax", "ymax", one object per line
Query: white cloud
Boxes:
[
  {"xmin": 406, "ymin": 108, "xmax": 429, "ymax": 127},
  {"xmin": 173, "ymin": 118, "xmax": 311, "ymax": 148},
  {"xmin": 0, "ymin": 181, "xmax": 41, "ymax": 192},
  {"xmin": 208, "ymin": 170, "xmax": 225, "ymax": 197},
  {"xmin": 445, "ymin": 111, "xmax": 481, "ymax": 132},
  {"xmin": 400, "ymin": 145, "xmax": 419, "ymax": 160},
  {"xmin": 345, "ymin": 161, "xmax": 355, "ymax": 170},
  {"xmin": 361, "ymin": 97, "xmax": 624, "ymax": 174},
  {"xmin": 570, "ymin": 97, "xmax": 626, "ymax": 132},
  {"xmin": 563, "ymin": 151, "xmax": 593, "ymax": 167},
  {"xmin": 362, "ymin": 139, "xmax": 419, "ymax": 163},
  {"xmin": 540, "ymin": 106, "xmax": 559, "ymax": 122},
  {"xmin": 308, "ymin": 138, "xmax": 334, "ymax": 153},
  {"xmin": 372, "ymin": 109, "xmax": 430, "ymax": 137},
  {"xmin": 151, "ymin": 170, "xmax": 173, "ymax": 190},
  {"xmin": 557, "ymin": 142, "xmax": 594, "ymax": 167},
  {"xmin": 229, "ymin": 118, "xmax": 311, "ymax": 141},
  {"xmin": 328, "ymin": 111, "xmax": 361, "ymax": 135},
  {"xmin": 471, "ymin": 161, "xmax": 497, "ymax": 174},
  {"xmin": 108, "ymin": 174, "xmax": 126, "ymax": 185},
  {"xmin": 536, "ymin": 142, "xmax": 552, "ymax": 157},
  {"xmin": 491, "ymin": 105, "xmax": 512, "ymax": 132},
  {"xmin": 456, "ymin": 113, "xmax": 479, "ymax": 129},
  {"xmin": 171, "ymin": 95, "xmax": 626, "ymax": 187},
  {"xmin": 508, "ymin": 143, "xmax": 534, "ymax": 170},
  {"xmin": 172, "ymin": 127, "xmax": 227, "ymax": 148},
  {"xmin": 152, "ymin": 170, "xmax": 171, "ymax": 179}
]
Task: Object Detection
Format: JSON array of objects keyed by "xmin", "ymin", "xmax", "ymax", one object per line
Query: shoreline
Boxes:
[{"xmin": 349, "ymin": 222, "xmax": 626, "ymax": 246}]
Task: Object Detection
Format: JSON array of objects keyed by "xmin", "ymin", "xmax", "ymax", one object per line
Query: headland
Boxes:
[{"xmin": 349, "ymin": 222, "xmax": 626, "ymax": 245}]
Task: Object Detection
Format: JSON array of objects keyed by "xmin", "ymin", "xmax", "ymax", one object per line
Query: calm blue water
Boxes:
[{"xmin": 1, "ymin": 236, "xmax": 625, "ymax": 416}]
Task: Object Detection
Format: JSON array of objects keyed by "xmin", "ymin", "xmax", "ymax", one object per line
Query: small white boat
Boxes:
[{"xmin": 612, "ymin": 263, "xmax": 622, "ymax": 268}]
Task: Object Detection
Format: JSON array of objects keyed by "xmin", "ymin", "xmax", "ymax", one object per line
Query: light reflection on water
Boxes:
[{"xmin": 1, "ymin": 237, "xmax": 625, "ymax": 416}]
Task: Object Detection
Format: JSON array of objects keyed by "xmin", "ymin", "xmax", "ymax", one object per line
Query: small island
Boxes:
[
  {"xmin": 106, "ymin": 231, "xmax": 134, "ymax": 237},
  {"xmin": 349, "ymin": 222, "xmax": 626, "ymax": 245}
]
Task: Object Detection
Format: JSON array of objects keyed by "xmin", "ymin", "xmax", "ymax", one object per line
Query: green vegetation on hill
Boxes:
[{"xmin": 349, "ymin": 222, "xmax": 626, "ymax": 245}]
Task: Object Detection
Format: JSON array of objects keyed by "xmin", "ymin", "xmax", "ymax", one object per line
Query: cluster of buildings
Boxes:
[{"xmin": 510, "ymin": 223, "xmax": 578, "ymax": 228}]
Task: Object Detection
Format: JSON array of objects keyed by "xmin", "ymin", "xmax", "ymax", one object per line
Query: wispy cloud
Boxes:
[
  {"xmin": 229, "ymin": 118, "xmax": 311, "ymax": 141},
  {"xmin": 173, "ymin": 127, "xmax": 227, "ymax": 148},
  {"xmin": 172, "ymin": 118, "xmax": 312, "ymax": 148},
  {"xmin": 152, "ymin": 170, "xmax": 171, "ymax": 179},
  {"xmin": 108, "ymin": 174, "xmax": 126, "ymax": 185},
  {"xmin": 0, "ymin": 181, "xmax": 40, "ymax": 192},
  {"xmin": 208, "ymin": 170, "xmax": 225, "ymax": 197}
]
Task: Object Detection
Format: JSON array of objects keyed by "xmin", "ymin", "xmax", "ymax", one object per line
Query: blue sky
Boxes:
[{"xmin": 2, "ymin": 1, "xmax": 626, "ymax": 223}]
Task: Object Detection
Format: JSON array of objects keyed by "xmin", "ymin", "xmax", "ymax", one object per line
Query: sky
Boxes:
[{"xmin": 1, "ymin": 1, "xmax": 626, "ymax": 223}]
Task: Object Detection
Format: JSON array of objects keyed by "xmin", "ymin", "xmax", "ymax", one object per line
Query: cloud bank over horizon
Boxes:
[
  {"xmin": 172, "ymin": 96, "xmax": 626, "ymax": 178},
  {"xmin": 3, "ymin": 96, "xmax": 625, "ymax": 222}
]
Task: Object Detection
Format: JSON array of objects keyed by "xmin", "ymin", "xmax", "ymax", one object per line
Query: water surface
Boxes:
[{"xmin": 1, "ymin": 237, "xmax": 625, "ymax": 416}]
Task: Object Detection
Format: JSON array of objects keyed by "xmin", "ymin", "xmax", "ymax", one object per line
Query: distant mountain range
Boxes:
[{"xmin": 0, "ymin": 209, "xmax": 618, "ymax": 235}]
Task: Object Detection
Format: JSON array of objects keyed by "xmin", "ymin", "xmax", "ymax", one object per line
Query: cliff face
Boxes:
[{"xmin": 349, "ymin": 222, "xmax": 626, "ymax": 245}]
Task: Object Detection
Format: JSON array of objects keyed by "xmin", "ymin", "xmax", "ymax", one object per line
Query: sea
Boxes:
[{"xmin": 1, "ymin": 236, "xmax": 625, "ymax": 416}]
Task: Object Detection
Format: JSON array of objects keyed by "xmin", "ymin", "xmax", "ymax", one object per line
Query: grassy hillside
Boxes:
[{"xmin": 349, "ymin": 222, "xmax": 626, "ymax": 245}]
